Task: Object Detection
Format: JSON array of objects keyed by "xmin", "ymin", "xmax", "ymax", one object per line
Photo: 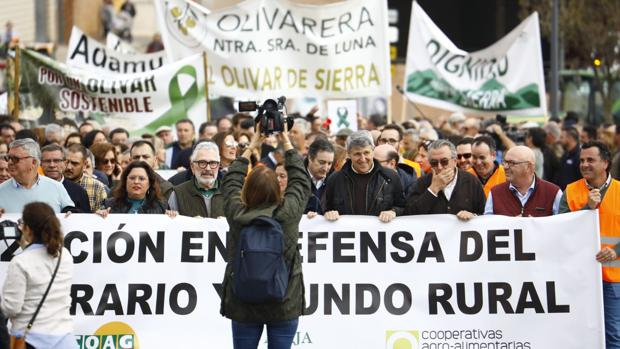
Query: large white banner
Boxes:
[
  {"xmin": 0, "ymin": 212, "xmax": 604, "ymax": 348},
  {"xmin": 16, "ymin": 49, "xmax": 206, "ymax": 134},
  {"xmin": 403, "ymin": 2, "xmax": 547, "ymax": 115},
  {"xmin": 154, "ymin": 0, "xmax": 391, "ymax": 99},
  {"xmin": 67, "ymin": 27, "xmax": 168, "ymax": 74}
]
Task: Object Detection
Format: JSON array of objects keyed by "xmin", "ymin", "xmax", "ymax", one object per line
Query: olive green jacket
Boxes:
[
  {"xmin": 220, "ymin": 149, "xmax": 311, "ymax": 322},
  {"xmin": 172, "ymin": 178, "xmax": 224, "ymax": 218}
]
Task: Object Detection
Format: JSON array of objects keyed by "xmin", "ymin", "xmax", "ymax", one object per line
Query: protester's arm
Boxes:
[
  {"xmin": 280, "ymin": 149, "xmax": 311, "ymax": 220},
  {"xmin": 221, "ymin": 156, "xmax": 249, "ymax": 221}
]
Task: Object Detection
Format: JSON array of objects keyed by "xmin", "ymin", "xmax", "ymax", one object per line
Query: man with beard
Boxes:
[
  {"xmin": 41, "ymin": 144, "xmax": 91, "ymax": 213},
  {"xmin": 168, "ymin": 142, "xmax": 224, "ymax": 218}
]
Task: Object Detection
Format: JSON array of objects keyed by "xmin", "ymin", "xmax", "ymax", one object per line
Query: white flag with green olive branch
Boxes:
[{"xmin": 404, "ymin": 1, "xmax": 547, "ymax": 116}]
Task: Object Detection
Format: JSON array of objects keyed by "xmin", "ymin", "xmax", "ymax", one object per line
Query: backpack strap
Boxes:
[{"xmin": 24, "ymin": 249, "xmax": 62, "ymax": 338}]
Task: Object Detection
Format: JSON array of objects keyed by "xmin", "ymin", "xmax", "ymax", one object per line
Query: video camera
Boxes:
[{"xmin": 238, "ymin": 96, "xmax": 293, "ymax": 135}]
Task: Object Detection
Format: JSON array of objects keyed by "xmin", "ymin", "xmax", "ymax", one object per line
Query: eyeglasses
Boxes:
[
  {"xmin": 193, "ymin": 160, "xmax": 220, "ymax": 169},
  {"xmin": 502, "ymin": 160, "xmax": 529, "ymax": 168},
  {"xmin": 224, "ymin": 140, "xmax": 238, "ymax": 148},
  {"xmin": 6, "ymin": 155, "xmax": 33, "ymax": 163},
  {"xmin": 457, "ymin": 153, "xmax": 472, "ymax": 160},
  {"xmin": 102, "ymin": 158, "xmax": 115, "ymax": 164},
  {"xmin": 238, "ymin": 142, "xmax": 250, "ymax": 149},
  {"xmin": 41, "ymin": 158, "xmax": 65, "ymax": 164},
  {"xmin": 429, "ymin": 158, "xmax": 451, "ymax": 168}
]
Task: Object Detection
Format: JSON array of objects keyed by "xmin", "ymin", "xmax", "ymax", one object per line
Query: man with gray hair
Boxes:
[
  {"xmin": 323, "ymin": 130, "xmax": 404, "ymax": 222},
  {"xmin": 0, "ymin": 139, "xmax": 74, "ymax": 213},
  {"xmin": 44, "ymin": 123, "xmax": 64, "ymax": 145},
  {"xmin": 168, "ymin": 141, "xmax": 224, "ymax": 218},
  {"xmin": 406, "ymin": 139, "xmax": 485, "ymax": 219}
]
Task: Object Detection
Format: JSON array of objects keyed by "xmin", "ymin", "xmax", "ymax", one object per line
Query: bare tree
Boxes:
[{"xmin": 520, "ymin": 0, "xmax": 620, "ymax": 124}]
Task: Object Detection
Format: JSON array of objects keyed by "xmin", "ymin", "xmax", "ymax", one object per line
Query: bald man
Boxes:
[
  {"xmin": 374, "ymin": 144, "xmax": 417, "ymax": 197},
  {"xmin": 484, "ymin": 145, "xmax": 562, "ymax": 216}
]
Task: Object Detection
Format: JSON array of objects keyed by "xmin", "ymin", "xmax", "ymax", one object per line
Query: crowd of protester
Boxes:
[{"xmin": 1, "ymin": 109, "xmax": 620, "ymax": 348}]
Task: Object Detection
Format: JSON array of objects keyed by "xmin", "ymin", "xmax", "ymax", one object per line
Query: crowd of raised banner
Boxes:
[{"xmin": 1, "ymin": 0, "xmax": 620, "ymax": 347}]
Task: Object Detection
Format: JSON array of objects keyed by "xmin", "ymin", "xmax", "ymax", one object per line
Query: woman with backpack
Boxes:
[{"xmin": 220, "ymin": 122, "xmax": 311, "ymax": 349}]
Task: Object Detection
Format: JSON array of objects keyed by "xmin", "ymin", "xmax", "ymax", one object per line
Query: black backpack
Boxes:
[{"xmin": 233, "ymin": 216, "xmax": 290, "ymax": 303}]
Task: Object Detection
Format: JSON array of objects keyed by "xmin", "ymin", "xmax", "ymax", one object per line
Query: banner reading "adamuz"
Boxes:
[
  {"xmin": 404, "ymin": 2, "xmax": 547, "ymax": 115},
  {"xmin": 155, "ymin": 0, "xmax": 391, "ymax": 99},
  {"xmin": 0, "ymin": 212, "xmax": 604, "ymax": 348},
  {"xmin": 14, "ymin": 49, "xmax": 206, "ymax": 134}
]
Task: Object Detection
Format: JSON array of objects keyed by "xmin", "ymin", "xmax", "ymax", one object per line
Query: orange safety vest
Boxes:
[
  {"xmin": 402, "ymin": 159, "xmax": 422, "ymax": 178},
  {"xmin": 467, "ymin": 165, "xmax": 506, "ymax": 197},
  {"xmin": 566, "ymin": 178, "xmax": 620, "ymax": 283}
]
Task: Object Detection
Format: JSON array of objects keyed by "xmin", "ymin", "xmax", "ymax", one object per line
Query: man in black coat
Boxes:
[
  {"xmin": 324, "ymin": 131, "xmax": 405, "ymax": 222},
  {"xmin": 406, "ymin": 139, "xmax": 485, "ymax": 219},
  {"xmin": 41, "ymin": 144, "xmax": 91, "ymax": 212}
]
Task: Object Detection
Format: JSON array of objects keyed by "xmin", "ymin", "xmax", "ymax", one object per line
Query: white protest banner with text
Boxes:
[
  {"xmin": 404, "ymin": 2, "xmax": 547, "ymax": 115},
  {"xmin": 155, "ymin": 0, "xmax": 391, "ymax": 99},
  {"xmin": 67, "ymin": 27, "xmax": 167, "ymax": 74},
  {"xmin": 16, "ymin": 49, "xmax": 206, "ymax": 134},
  {"xmin": 0, "ymin": 212, "xmax": 603, "ymax": 348}
]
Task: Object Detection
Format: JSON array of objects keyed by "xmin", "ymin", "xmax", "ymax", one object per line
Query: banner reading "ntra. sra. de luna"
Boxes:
[
  {"xmin": 404, "ymin": 1, "xmax": 547, "ymax": 115},
  {"xmin": 0, "ymin": 212, "xmax": 605, "ymax": 348},
  {"xmin": 154, "ymin": 0, "xmax": 391, "ymax": 99},
  {"xmin": 12, "ymin": 48, "xmax": 206, "ymax": 134}
]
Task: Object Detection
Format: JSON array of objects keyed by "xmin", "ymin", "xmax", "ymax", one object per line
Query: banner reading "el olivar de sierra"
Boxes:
[
  {"xmin": 404, "ymin": 1, "xmax": 547, "ymax": 115},
  {"xmin": 14, "ymin": 48, "xmax": 205, "ymax": 134},
  {"xmin": 155, "ymin": 0, "xmax": 391, "ymax": 99}
]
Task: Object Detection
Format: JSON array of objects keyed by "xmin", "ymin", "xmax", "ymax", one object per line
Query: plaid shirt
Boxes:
[{"xmin": 75, "ymin": 174, "xmax": 108, "ymax": 212}]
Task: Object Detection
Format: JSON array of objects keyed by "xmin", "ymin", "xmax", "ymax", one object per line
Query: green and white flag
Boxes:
[
  {"xmin": 16, "ymin": 48, "xmax": 206, "ymax": 134},
  {"xmin": 67, "ymin": 27, "xmax": 167, "ymax": 74},
  {"xmin": 154, "ymin": 0, "xmax": 391, "ymax": 99},
  {"xmin": 404, "ymin": 1, "xmax": 547, "ymax": 115}
]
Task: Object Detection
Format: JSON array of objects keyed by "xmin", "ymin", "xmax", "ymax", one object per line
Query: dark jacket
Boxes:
[
  {"xmin": 324, "ymin": 159, "xmax": 405, "ymax": 216},
  {"xmin": 303, "ymin": 158, "xmax": 332, "ymax": 215},
  {"xmin": 396, "ymin": 163, "xmax": 417, "ymax": 198},
  {"xmin": 220, "ymin": 150, "xmax": 311, "ymax": 322},
  {"xmin": 156, "ymin": 173, "xmax": 173, "ymax": 200},
  {"xmin": 62, "ymin": 178, "xmax": 91, "ymax": 213},
  {"xmin": 557, "ymin": 145, "xmax": 581, "ymax": 190},
  {"xmin": 168, "ymin": 169, "xmax": 193, "ymax": 186},
  {"xmin": 104, "ymin": 197, "xmax": 168, "ymax": 214},
  {"xmin": 172, "ymin": 178, "xmax": 224, "ymax": 218},
  {"xmin": 406, "ymin": 169, "xmax": 486, "ymax": 215}
]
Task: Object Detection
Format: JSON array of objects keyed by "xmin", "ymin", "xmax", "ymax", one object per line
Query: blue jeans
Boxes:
[
  {"xmin": 231, "ymin": 318, "xmax": 299, "ymax": 349},
  {"xmin": 604, "ymin": 282, "xmax": 620, "ymax": 348}
]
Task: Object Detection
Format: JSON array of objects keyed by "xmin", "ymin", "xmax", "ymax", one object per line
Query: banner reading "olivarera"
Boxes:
[
  {"xmin": 12, "ymin": 48, "xmax": 206, "ymax": 134},
  {"xmin": 154, "ymin": 0, "xmax": 391, "ymax": 99},
  {"xmin": 0, "ymin": 212, "xmax": 605, "ymax": 348},
  {"xmin": 404, "ymin": 1, "xmax": 547, "ymax": 115}
]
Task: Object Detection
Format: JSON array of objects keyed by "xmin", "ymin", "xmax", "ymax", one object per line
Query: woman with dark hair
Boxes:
[
  {"xmin": 213, "ymin": 131, "xmax": 238, "ymax": 173},
  {"xmin": 63, "ymin": 132, "xmax": 82, "ymax": 148},
  {"xmin": 1, "ymin": 202, "xmax": 75, "ymax": 349},
  {"xmin": 96, "ymin": 161, "xmax": 176, "ymax": 216},
  {"xmin": 220, "ymin": 124, "xmax": 311, "ymax": 349},
  {"xmin": 90, "ymin": 142, "xmax": 121, "ymax": 186},
  {"xmin": 83, "ymin": 129, "xmax": 107, "ymax": 149}
]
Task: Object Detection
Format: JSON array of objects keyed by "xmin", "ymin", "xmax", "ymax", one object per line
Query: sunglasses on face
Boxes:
[
  {"xmin": 224, "ymin": 140, "xmax": 238, "ymax": 148},
  {"xmin": 5, "ymin": 155, "xmax": 33, "ymax": 163},
  {"xmin": 429, "ymin": 158, "xmax": 451, "ymax": 168},
  {"xmin": 457, "ymin": 153, "xmax": 472, "ymax": 160},
  {"xmin": 102, "ymin": 158, "xmax": 115, "ymax": 165}
]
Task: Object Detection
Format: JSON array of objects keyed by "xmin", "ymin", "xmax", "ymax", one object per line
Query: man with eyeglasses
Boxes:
[
  {"xmin": 0, "ymin": 139, "xmax": 74, "ymax": 214},
  {"xmin": 455, "ymin": 138, "xmax": 474, "ymax": 171},
  {"xmin": 168, "ymin": 141, "xmax": 224, "ymax": 218},
  {"xmin": 559, "ymin": 141, "xmax": 620, "ymax": 347},
  {"xmin": 130, "ymin": 140, "xmax": 173, "ymax": 199},
  {"xmin": 40, "ymin": 144, "xmax": 91, "ymax": 213},
  {"xmin": 484, "ymin": 146, "xmax": 561, "ymax": 216},
  {"xmin": 377, "ymin": 124, "xmax": 422, "ymax": 178},
  {"xmin": 406, "ymin": 139, "xmax": 485, "ymax": 219},
  {"xmin": 468, "ymin": 135, "xmax": 506, "ymax": 197}
]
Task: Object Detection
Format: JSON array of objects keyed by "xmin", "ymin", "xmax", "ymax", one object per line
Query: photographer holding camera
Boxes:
[{"xmin": 219, "ymin": 114, "xmax": 311, "ymax": 348}]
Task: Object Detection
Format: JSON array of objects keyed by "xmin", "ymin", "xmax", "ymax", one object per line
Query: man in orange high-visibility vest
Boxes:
[
  {"xmin": 559, "ymin": 141, "xmax": 620, "ymax": 348},
  {"xmin": 467, "ymin": 135, "xmax": 507, "ymax": 197}
]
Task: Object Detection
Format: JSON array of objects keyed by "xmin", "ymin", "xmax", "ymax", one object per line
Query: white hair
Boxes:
[
  {"xmin": 9, "ymin": 138, "xmax": 41, "ymax": 165},
  {"xmin": 191, "ymin": 141, "xmax": 220, "ymax": 162}
]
